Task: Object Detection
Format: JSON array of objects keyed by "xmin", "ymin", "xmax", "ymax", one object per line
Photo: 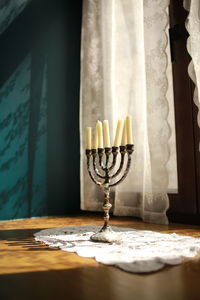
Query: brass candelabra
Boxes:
[{"xmin": 86, "ymin": 144, "xmax": 134, "ymax": 242}]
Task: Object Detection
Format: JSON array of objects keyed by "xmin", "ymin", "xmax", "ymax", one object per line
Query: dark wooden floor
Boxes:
[{"xmin": 0, "ymin": 214, "xmax": 200, "ymax": 300}]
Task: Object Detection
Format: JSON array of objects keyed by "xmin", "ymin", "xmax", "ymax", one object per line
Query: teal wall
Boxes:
[{"xmin": 0, "ymin": 0, "xmax": 82, "ymax": 220}]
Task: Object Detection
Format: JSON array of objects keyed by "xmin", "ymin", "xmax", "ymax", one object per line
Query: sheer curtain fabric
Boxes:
[{"xmin": 80, "ymin": 0, "xmax": 171, "ymax": 224}]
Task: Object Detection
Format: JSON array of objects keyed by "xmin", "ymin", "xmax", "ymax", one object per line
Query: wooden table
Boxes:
[{"xmin": 0, "ymin": 214, "xmax": 200, "ymax": 300}]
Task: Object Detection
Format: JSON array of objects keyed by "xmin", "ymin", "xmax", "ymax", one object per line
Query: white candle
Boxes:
[
  {"xmin": 93, "ymin": 122, "xmax": 99, "ymax": 149},
  {"xmin": 121, "ymin": 120, "xmax": 127, "ymax": 146},
  {"xmin": 114, "ymin": 119, "xmax": 124, "ymax": 147},
  {"xmin": 126, "ymin": 115, "xmax": 133, "ymax": 144},
  {"xmin": 97, "ymin": 121, "xmax": 104, "ymax": 148},
  {"xmin": 103, "ymin": 120, "xmax": 111, "ymax": 148},
  {"xmin": 86, "ymin": 127, "xmax": 92, "ymax": 149}
]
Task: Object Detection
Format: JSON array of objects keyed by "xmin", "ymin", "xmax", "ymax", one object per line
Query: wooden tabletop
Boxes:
[{"xmin": 0, "ymin": 214, "xmax": 200, "ymax": 300}]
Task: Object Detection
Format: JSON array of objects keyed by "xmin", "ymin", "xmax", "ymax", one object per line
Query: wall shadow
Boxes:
[{"xmin": 0, "ymin": 0, "xmax": 82, "ymax": 220}]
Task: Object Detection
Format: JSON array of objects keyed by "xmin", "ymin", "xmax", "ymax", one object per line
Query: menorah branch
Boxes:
[
  {"xmin": 92, "ymin": 150, "xmax": 105, "ymax": 179},
  {"xmin": 98, "ymin": 148, "xmax": 105, "ymax": 171},
  {"xmin": 110, "ymin": 152, "xmax": 132, "ymax": 187},
  {"xmin": 86, "ymin": 150, "xmax": 101, "ymax": 186},
  {"xmin": 110, "ymin": 146, "xmax": 126, "ymax": 179},
  {"xmin": 108, "ymin": 147, "xmax": 119, "ymax": 172}
]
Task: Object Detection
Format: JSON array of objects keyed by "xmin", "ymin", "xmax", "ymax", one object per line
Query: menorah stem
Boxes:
[
  {"xmin": 90, "ymin": 183, "xmax": 117, "ymax": 242},
  {"xmin": 102, "ymin": 184, "xmax": 112, "ymax": 229}
]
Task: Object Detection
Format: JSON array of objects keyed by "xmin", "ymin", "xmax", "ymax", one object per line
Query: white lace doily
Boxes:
[{"xmin": 34, "ymin": 226, "xmax": 200, "ymax": 273}]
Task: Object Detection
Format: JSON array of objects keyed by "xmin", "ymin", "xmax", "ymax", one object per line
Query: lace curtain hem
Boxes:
[{"xmin": 183, "ymin": 0, "xmax": 200, "ymax": 150}]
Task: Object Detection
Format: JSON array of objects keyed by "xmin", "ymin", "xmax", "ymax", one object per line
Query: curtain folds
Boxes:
[
  {"xmin": 183, "ymin": 0, "xmax": 200, "ymax": 150},
  {"xmin": 80, "ymin": 0, "xmax": 171, "ymax": 224}
]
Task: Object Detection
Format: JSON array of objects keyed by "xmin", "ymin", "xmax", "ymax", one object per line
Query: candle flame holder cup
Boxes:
[{"xmin": 86, "ymin": 144, "xmax": 134, "ymax": 243}]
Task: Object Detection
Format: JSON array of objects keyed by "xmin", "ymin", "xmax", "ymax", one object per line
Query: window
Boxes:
[{"xmin": 167, "ymin": 0, "xmax": 200, "ymax": 224}]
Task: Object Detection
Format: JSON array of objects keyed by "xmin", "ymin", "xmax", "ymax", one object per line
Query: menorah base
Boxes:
[{"xmin": 90, "ymin": 226, "xmax": 121, "ymax": 243}]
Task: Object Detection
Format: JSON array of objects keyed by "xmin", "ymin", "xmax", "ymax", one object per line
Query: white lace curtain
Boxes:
[
  {"xmin": 184, "ymin": 0, "xmax": 200, "ymax": 149},
  {"xmin": 80, "ymin": 0, "xmax": 172, "ymax": 224}
]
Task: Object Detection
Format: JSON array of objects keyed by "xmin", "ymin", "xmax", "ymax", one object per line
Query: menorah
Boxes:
[{"xmin": 86, "ymin": 143, "xmax": 134, "ymax": 243}]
